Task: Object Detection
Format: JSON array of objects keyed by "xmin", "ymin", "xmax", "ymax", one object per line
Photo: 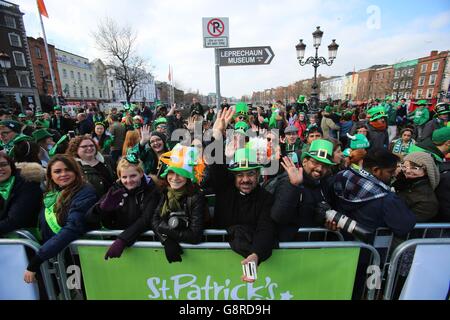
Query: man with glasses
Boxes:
[
  {"xmin": 0, "ymin": 120, "xmax": 33, "ymax": 157},
  {"xmin": 205, "ymin": 108, "xmax": 276, "ymax": 282},
  {"xmin": 271, "ymin": 139, "xmax": 337, "ymax": 241}
]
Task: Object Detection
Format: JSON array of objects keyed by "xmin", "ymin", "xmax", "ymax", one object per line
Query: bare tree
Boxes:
[{"xmin": 92, "ymin": 18, "xmax": 150, "ymax": 104}]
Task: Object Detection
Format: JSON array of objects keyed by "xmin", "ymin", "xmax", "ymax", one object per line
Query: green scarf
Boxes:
[
  {"xmin": 0, "ymin": 176, "xmax": 15, "ymax": 201},
  {"xmin": 161, "ymin": 187, "xmax": 187, "ymax": 217},
  {"xmin": 44, "ymin": 191, "xmax": 62, "ymax": 234}
]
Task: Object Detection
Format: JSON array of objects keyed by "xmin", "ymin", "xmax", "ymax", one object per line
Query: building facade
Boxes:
[
  {"xmin": 440, "ymin": 56, "xmax": 450, "ymax": 101},
  {"xmin": 412, "ymin": 50, "xmax": 449, "ymax": 101},
  {"xmin": 343, "ymin": 72, "xmax": 359, "ymax": 101},
  {"xmin": 110, "ymin": 67, "xmax": 157, "ymax": 104},
  {"xmin": 55, "ymin": 48, "xmax": 100, "ymax": 106},
  {"xmin": 392, "ymin": 59, "xmax": 417, "ymax": 100},
  {"xmin": 0, "ymin": 0, "xmax": 40, "ymax": 112},
  {"xmin": 368, "ymin": 65, "xmax": 393, "ymax": 100},
  {"xmin": 320, "ymin": 76, "xmax": 345, "ymax": 101},
  {"xmin": 27, "ymin": 36, "xmax": 62, "ymax": 111}
]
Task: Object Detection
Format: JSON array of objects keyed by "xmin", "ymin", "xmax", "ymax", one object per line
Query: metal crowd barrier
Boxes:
[
  {"xmin": 59, "ymin": 239, "xmax": 380, "ymax": 301},
  {"xmin": 0, "ymin": 238, "xmax": 56, "ymax": 300},
  {"xmin": 383, "ymin": 238, "xmax": 450, "ymax": 300}
]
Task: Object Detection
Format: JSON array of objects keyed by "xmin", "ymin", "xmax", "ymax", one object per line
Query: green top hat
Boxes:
[
  {"xmin": 416, "ymin": 100, "xmax": 428, "ymax": 106},
  {"xmin": 228, "ymin": 148, "xmax": 263, "ymax": 172},
  {"xmin": 234, "ymin": 121, "xmax": 249, "ymax": 134},
  {"xmin": 347, "ymin": 133, "xmax": 370, "ymax": 150},
  {"xmin": 297, "ymin": 95, "xmax": 306, "ymax": 104},
  {"xmin": 432, "ymin": 127, "xmax": 450, "ymax": 144},
  {"xmin": 35, "ymin": 112, "xmax": 44, "ymax": 117},
  {"xmin": 18, "ymin": 113, "xmax": 27, "ymax": 118},
  {"xmin": 234, "ymin": 102, "xmax": 249, "ymax": 117},
  {"xmin": 435, "ymin": 103, "xmax": 449, "ymax": 116},
  {"xmin": 53, "ymin": 106, "xmax": 62, "ymax": 111},
  {"xmin": 324, "ymin": 105, "xmax": 333, "ymax": 113},
  {"xmin": 32, "ymin": 128, "xmax": 53, "ymax": 142},
  {"xmin": 301, "ymin": 139, "xmax": 335, "ymax": 166},
  {"xmin": 367, "ymin": 106, "xmax": 387, "ymax": 121}
]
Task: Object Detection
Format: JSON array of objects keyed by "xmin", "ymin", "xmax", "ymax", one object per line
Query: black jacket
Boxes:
[
  {"xmin": 367, "ymin": 123, "xmax": 389, "ymax": 150},
  {"xmin": 49, "ymin": 116, "xmax": 73, "ymax": 134},
  {"xmin": 77, "ymin": 156, "xmax": 116, "ymax": 198},
  {"xmin": 435, "ymin": 162, "xmax": 450, "ymax": 222},
  {"xmin": 0, "ymin": 166, "xmax": 43, "ymax": 235},
  {"xmin": 205, "ymin": 164, "xmax": 276, "ymax": 262},
  {"xmin": 152, "ymin": 190, "xmax": 205, "ymax": 244},
  {"xmin": 271, "ymin": 173, "xmax": 335, "ymax": 241},
  {"xmin": 85, "ymin": 179, "xmax": 160, "ymax": 245}
]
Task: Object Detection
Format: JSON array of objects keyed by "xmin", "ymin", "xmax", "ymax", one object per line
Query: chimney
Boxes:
[{"xmin": 430, "ymin": 50, "xmax": 438, "ymax": 57}]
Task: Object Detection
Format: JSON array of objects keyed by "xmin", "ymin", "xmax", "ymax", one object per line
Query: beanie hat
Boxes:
[
  {"xmin": 404, "ymin": 152, "xmax": 440, "ymax": 190},
  {"xmin": 432, "ymin": 127, "xmax": 450, "ymax": 144},
  {"xmin": 150, "ymin": 131, "xmax": 167, "ymax": 144}
]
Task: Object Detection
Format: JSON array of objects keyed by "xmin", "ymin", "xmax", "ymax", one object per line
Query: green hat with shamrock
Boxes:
[
  {"xmin": 301, "ymin": 139, "xmax": 335, "ymax": 166},
  {"xmin": 347, "ymin": 133, "xmax": 370, "ymax": 150},
  {"xmin": 367, "ymin": 106, "xmax": 387, "ymax": 121},
  {"xmin": 228, "ymin": 148, "xmax": 263, "ymax": 172}
]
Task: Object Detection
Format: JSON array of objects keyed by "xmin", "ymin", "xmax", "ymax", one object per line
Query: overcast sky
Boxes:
[{"xmin": 19, "ymin": 0, "xmax": 450, "ymax": 98}]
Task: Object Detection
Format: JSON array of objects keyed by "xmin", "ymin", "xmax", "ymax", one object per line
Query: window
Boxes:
[
  {"xmin": 429, "ymin": 74, "xmax": 437, "ymax": 86},
  {"xmin": 4, "ymin": 15, "xmax": 16, "ymax": 29},
  {"xmin": 63, "ymin": 69, "xmax": 67, "ymax": 78},
  {"xmin": 408, "ymin": 68, "xmax": 414, "ymax": 76},
  {"xmin": 92, "ymin": 87, "xmax": 95, "ymax": 97},
  {"xmin": 64, "ymin": 84, "xmax": 70, "ymax": 96},
  {"xmin": 418, "ymin": 76, "xmax": 425, "ymax": 86},
  {"xmin": 426, "ymin": 88, "xmax": 434, "ymax": 98},
  {"xmin": 110, "ymin": 80, "xmax": 114, "ymax": 88},
  {"xmin": 401, "ymin": 69, "xmax": 407, "ymax": 77},
  {"xmin": 77, "ymin": 72, "xmax": 81, "ymax": 80},
  {"xmin": 400, "ymin": 81, "xmax": 405, "ymax": 89},
  {"xmin": 0, "ymin": 74, "xmax": 7, "ymax": 87},
  {"xmin": 12, "ymin": 51, "xmax": 26, "ymax": 67},
  {"xmin": 420, "ymin": 64, "xmax": 427, "ymax": 73},
  {"xmin": 70, "ymin": 70, "xmax": 75, "ymax": 79},
  {"xmin": 393, "ymin": 82, "xmax": 399, "ymax": 89},
  {"xmin": 84, "ymin": 73, "xmax": 87, "ymax": 81},
  {"xmin": 80, "ymin": 86, "xmax": 84, "ymax": 97},
  {"xmin": 86, "ymin": 87, "xmax": 89, "ymax": 97},
  {"xmin": 90, "ymin": 75, "xmax": 93, "ymax": 82},
  {"xmin": 405, "ymin": 92, "xmax": 411, "ymax": 99},
  {"xmin": 38, "ymin": 64, "xmax": 45, "ymax": 78},
  {"xmin": 35, "ymin": 47, "xmax": 42, "ymax": 59},
  {"xmin": 416, "ymin": 89, "xmax": 423, "ymax": 99},
  {"xmin": 407, "ymin": 80, "xmax": 412, "ymax": 88},
  {"xmin": 394, "ymin": 70, "xmax": 400, "ymax": 79},
  {"xmin": 375, "ymin": 74, "xmax": 379, "ymax": 80},
  {"xmin": 17, "ymin": 72, "xmax": 30, "ymax": 87},
  {"xmin": 8, "ymin": 33, "xmax": 21, "ymax": 47},
  {"xmin": 73, "ymin": 85, "xmax": 77, "ymax": 97},
  {"xmin": 99, "ymin": 89, "xmax": 102, "ymax": 98},
  {"xmin": 431, "ymin": 62, "xmax": 439, "ymax": 72}
]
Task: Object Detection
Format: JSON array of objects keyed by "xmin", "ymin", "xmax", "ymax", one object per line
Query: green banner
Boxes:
[{"xmin": 78, "ymin": 246, "xmax": 360, "ymax": 300}]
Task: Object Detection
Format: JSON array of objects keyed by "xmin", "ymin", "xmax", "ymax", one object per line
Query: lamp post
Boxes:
[{"xmin": 296, "ymin": 26, "xmax": 339, "ymax": 113}]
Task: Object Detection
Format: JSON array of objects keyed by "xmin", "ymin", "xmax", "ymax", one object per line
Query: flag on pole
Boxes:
[
  {"xmin": 352, "ymin": 66, "xmax": 356, "ymax": 83},
  {"xmin": 37, "ymin": 0, "xmax": 49, "ymax": 18},
  {"xmin": 168, "ymin": 65, "xmax": 172, "ymax": 82}
]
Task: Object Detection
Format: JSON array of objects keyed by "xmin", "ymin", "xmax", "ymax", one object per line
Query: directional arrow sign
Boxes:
[{"xmin": 218, "ymin": 46, "xmax": 275, "ymax": 67}]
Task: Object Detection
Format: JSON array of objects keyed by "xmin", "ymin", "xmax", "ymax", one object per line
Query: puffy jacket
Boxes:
[
  {"xmin": 86, "ymin": 179, "xmax": 160, "ymax": 245},
  {"xmin": 367, "ymin": 123, "xmax": 389, "ymax": 150},
  {"xmin": 76, "ymin": 155, "xmax": 116, "ymax": 198},
  {"xmin": 152, "ymin": 189, "xmax": 205, "ymax": 244},
  {"xmin": 271, "ymin": 173, "xmax": 335, "ymax": 241},
  {"xmin": 0, "ymin": 163, "xmax": 44, "ymax": 235}
]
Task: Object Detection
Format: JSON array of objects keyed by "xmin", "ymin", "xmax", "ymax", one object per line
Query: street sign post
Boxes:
[
  {"xmin": 203, "ymin": 17, "xmax": 229, "ymax": 49},
  {"xmin": 218, "ymin": 46, "xmax": 275, "ymax": 66}
]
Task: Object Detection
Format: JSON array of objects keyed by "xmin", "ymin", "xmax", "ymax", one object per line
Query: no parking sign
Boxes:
[{"xmin": 203, "ymin": 17, "xmax": 229, "ymax": 48}]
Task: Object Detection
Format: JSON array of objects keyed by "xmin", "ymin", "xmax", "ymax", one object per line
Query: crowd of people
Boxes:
[{"xmin": 0, "ymin": 95, "xmax": 449, "ymax": 292}]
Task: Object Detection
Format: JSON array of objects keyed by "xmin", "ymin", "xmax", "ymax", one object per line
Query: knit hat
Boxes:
[
  {"xmin": 0, "ymin": 120, "xmax": 22, "ymax": 133},
  {"xmin": 160, "ymin": 143, "xmax": 198, "ymax": 182},
  {"xmin": 432, "ymin": 127, "xmax": 450, "ymax": 144},
  {"xmin": 347, "ymin": 133, "xmax": 370, "ymax": 149},
  {"xmin": 404, "ymin": 152, "xmax": 440, "ymax": 190},
  {"xmin": 150, "ymin": 131, "xmax": 167, "ymax": 144}
]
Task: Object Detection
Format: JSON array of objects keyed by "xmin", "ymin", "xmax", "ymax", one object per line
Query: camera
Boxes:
[
  {"xmin": 316, "ymin": 202, "xmax": 373, "ymax": 242},
  {"xmin": 168, "ymin": 211, "xmax": 190, "ymax": 230}
]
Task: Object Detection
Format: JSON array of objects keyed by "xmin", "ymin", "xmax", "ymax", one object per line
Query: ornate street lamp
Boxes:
[{"xmin": 296, "ymin": 26, "xmax": 339, "ymax": 112}]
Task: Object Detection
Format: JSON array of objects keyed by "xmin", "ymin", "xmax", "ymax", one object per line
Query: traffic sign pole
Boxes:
[{"xmin": 215, "ymin": 48, "xmax": 221, "ymax": 111}]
